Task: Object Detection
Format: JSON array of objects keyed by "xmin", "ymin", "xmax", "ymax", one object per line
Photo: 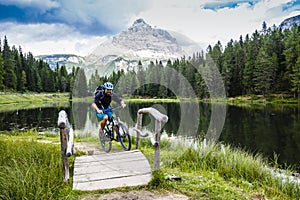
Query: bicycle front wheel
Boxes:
[
  {"xmin": 99, "ymin": 129, "xmax": 112, "ymax": 153},
  {"xmin": 116, "ymin": 122, "xmax": 131, "ymax": 151}
]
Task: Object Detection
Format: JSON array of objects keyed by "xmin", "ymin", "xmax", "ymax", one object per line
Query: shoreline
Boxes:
[{"xmin": 0, "ymin": 92, "xmax": 299, "ymax": 106}]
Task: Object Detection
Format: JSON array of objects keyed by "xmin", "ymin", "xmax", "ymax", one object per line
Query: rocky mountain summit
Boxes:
[
  {"xmin": 37, "ymin": 18, "xmax": 200, "ymax": 74},
  {"xmin": 86, "ymin": 19, "xmax": 197, "ymax": 64},
  {"xmin": 84, "ymin": 18, "xmax": 200, "ymax": 76}
]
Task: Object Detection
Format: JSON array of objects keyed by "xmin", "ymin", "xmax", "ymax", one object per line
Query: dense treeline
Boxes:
[
  {"xmin": 89, "ymin": 23, "xmax": 300, "ymax": 99},
  {"xmin": 0, "ymin": 36, "xmax": 79, "ymax": 93}
]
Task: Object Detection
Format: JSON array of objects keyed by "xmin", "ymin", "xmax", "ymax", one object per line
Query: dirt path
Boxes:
[{"xmin": 81, "ymin": 190, "xmax": 189, "ymax": 200}]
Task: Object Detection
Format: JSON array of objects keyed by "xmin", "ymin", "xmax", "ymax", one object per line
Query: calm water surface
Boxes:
[{"xmin": 1, "ymin": 102, "xmax": 299, "ymax": 170}]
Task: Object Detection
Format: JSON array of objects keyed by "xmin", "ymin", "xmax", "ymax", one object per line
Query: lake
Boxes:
[{"xmin": 0, "ymin": 101, "xmax": 299, "ymax": 171}]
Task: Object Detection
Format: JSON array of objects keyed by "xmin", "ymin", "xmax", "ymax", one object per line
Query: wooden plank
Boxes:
[
  {"xmin": 73, "ymin": 150, "xmax": 152, "ymax": 190},
  {"xmin": 74, "ymin": 159, "xmax": 150, "ymax": 176},
  {"xmin": 75, "ymin": 150, "xmax": 145, "ymax": 163},
  {"xmin": 74, "ymin": 171, "xmax": 151, "ymax": 183},
  {"xmin": 73, "ymin": 174, "xmax": 152, "ymax": 191}
]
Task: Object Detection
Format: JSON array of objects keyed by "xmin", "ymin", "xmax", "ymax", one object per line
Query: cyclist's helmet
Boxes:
[{"xmin": 103, "ymin": 82, "xmax": 114, "ymax": 90}]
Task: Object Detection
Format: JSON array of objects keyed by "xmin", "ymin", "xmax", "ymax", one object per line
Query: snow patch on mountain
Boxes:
[
  {"xmin": 36, "ymin": 54, "xmax": 85, "ymax": 72},
  {"xmin": 39, "ymin": 18, "xmax": 202, "ymax": 77},
  {"xmin": 86, "ymin": 18, "xmax": 200, "ymax": 67},
  {"xmin": 279, "ymin": 14, "xmax": 300, "ymax": 30}
]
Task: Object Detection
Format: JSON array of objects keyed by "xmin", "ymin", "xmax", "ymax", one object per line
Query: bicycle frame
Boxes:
[
  {"xmin": 98, "ymin": 106, "xmax": 131, "ymax": 152},
  {"xmin": 103, "ymin": 106, "xmax": 122, "ymax": 139}
]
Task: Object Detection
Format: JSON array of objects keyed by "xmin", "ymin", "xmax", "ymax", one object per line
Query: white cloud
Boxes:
[
  {"xmin": 53, "ymin": 0, "xmax": 150, "ymax": 32},
  {"xmin": 0, "ymin": 0, "xmax": 59, "ymax": 12},
  {"xmin": 0, "ymin": 22, "xmax": 107, "ymax": 56},
  {"xmin": 0, "ymin": 0, "xmax": 299, "ymax": 55},
  {"xmin": 136, "ymin": 0, "xmax": 300, "ymax": 49}
]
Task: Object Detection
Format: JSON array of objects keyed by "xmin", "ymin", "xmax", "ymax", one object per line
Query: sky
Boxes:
[{"xmin": 0, "ymin": 0, "xmax": 299, "ymax": 56}]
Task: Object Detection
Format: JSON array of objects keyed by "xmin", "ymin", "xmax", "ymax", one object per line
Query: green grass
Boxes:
[
  {"xmin": 0, "ymin": 92, "xmax": 70, "ymax": 111},
  {"xmin": 0, "ymin": 133, "xmax": 75, "ymax": 199},
  {"xmin": 141, "ymin": 139, "xmax": 300, "ymax": 200},
  {"xmin": 227, "ymin": 94, "xmax": 299, "ymax": 106},
  {"xmin": 0, "ymin": 131, "xmax": 299, "ymax": 200},
  {"xmin": 0, "ymin": 92, "xmax": 70, "ymax": 104}
]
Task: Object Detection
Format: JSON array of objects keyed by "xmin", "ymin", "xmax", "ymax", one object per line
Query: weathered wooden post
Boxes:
[
  {"xmin": 135, "ymin": 107, "xmax": 168, "ymax": 170},
  {"xmin": 57, "ymin": 110, "xmax": 74, "ymax": 182},
  {"xmin": 154, "ymin": 119, "xmax": 161, "ymax": 170},
  {"xmin": 136, "ymin": 112, "xmax": 143, "ymax": 149}
]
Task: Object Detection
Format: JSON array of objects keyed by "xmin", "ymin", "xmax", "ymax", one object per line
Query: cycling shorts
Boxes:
[{"xmin": 94, "ymin": 106, "xmax": 112, "ymax": 120}]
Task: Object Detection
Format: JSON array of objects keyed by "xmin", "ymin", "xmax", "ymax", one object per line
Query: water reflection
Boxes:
[
  {"xmin": 0, "ymin": 106, "xmax": 71, "ymax": 132},
  {"xmin": 0, "ymin": 102, "xmax": 299, "ymax": 170},
  {"xmin": 221, "ymin": 105, "xmax": 300, "ymax": 170}
]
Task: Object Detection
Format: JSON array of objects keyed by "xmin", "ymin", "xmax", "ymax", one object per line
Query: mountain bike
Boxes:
[{"xmin": 98, "ymin": 106, "xmax": 131, "ymax": 153}]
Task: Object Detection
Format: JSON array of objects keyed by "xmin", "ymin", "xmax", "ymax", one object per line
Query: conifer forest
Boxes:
[{"xmin": 1, "ymin": 23, "xmax": 300, "ymax": 99}]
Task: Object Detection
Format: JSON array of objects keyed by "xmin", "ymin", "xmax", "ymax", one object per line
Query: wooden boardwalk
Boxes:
[{"xmin": 73, "ymin": 150, "xmax": 152, "ymax": 191}]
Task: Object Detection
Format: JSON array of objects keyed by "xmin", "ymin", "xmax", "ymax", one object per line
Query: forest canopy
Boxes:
[
  {"xmin": 0, "ymin": 36, "xmax": 79, "ymax": 93},
  {"xmin": 89, "ymin": 23, "xmax": 300, "ymax": 99}
]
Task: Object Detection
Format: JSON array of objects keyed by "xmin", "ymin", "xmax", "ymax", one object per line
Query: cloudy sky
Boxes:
[{"xmin": 0, "ymin": 0, "xmax": 299, "ymax": 56}]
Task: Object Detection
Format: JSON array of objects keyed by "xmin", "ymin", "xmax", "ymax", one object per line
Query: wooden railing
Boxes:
[
  {"xmin": 57, "ymin": 110, "xmax": 74, "ymax": 182},
  {"xmin": 133, "ymin": 107, "xmax": 168, "ymax": 170}
]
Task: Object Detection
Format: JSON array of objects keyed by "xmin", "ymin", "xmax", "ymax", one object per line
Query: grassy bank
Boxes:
[
  {"xmin": 126, "ymin": 94, "xmax": 299, "ymax": 105},
  {"xmin": 0, "ymin": 92, "xmax": 70, "ymax": 111},
  {"xmin": 140, "ymin": 138, "xmax": 300, "ymax": 200},
  {"xmin": 0, "ymin": 131, "xmax": 299, "ymax": 199},
  {"xmin": 1, "ymin": 92, "xmax": 299, "ymax": 106},
  {"xmin": 0, "ymin": 92, "xmax": 70, "ymax": 104},
  {"xmin": 227, "ymin": 94, "xmax": 299, "ymax": 105}
]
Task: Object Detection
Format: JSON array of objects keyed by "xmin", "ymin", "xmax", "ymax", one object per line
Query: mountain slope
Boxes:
[
  {"xmin": 84, "ymin": 18, "xmax": 200, "ymax": 76},
  {"xmin": 36, "ymin": 19, "xmax": 201, "ymax": 77},
  {"xmin": 279, "ymin": 14, "xmax": 300, "ymax": 30},
  {"xmin": 36, "ymin": 54, "xmax": 85, "ymax": 72}
]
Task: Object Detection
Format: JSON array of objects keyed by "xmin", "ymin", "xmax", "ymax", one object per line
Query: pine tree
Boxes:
[
  {"xmin": 221, "ymin": 39, "xmax": 235, "ymax": 96},
  {"xmin": 211, "ymin": 41, "xmax": 223, "ymax": 72},
  {"xmin": 145, "ymin": 61, "xmax": 157, "ymax": 96},
  {"xmin": 243, "ymin": 31, "xmax": 261, "ymax": 94},
  {"xmin": 3, "ymin": 36, "xmax": 17, "ymax": 90},
  {"xmin": 136, "ymin": 60, "xmax": 146, "ymax": 95},
  {"xmin": 283, "ymin": 25, "xmax": 300, "ymax": 97},
  {"xmin": 88, "ymin": 69, "xmax": 101, "ymax": 93},
  {"xmin": 73, "ymin": 68, "xmax": 88, "ymax": 97},
  {"xmin": 0, "ymin": 51, "xmax": 4, "ymax": 90},
  {"xmin": 267, "ymin": 26, "xmax": 285, "ymax": 92},
  {"xmin": 13, "ymin": 46, "xmax": 22, "ymax": 91},
  {"xmin": 291, "ymin": 56, "xmax": 300, "ymax": 99},
  {"xmin": 25, "ymin": 52, "xmax": 36, "ymax": 91},
  {"xmin": 18, "ymin": 46, "xmax": 28, "ymax": 91},
  {"xmin": 253, "ymin": 42, "xmax": 275, "ymax": 97},
  {"xmin": 20, "ymin": 70, "xmax": 27, "ymax": 92},
  {"xmin": 164, "ymin": 59, "xmax": 176, "ymax": 97},
  {"xmin": 69, "ymin": 66, "xmax": 77, "ymax": 93}
]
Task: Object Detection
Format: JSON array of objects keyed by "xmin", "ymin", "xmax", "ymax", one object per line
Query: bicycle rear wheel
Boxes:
[
  {"xmin": 99, "ymin": 129, "xmax": 112, "ymax": 153},
  {"xmin": 116, "ymin": 122, "xmax": 131, "ymax": 151}
]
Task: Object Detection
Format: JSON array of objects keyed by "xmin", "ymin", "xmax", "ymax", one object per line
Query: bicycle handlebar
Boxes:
[{"xmin": 102, "ymin": 106, "xmax": 123, "ymax": 114}]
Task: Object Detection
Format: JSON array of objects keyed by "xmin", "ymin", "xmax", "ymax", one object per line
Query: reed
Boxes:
[{"xmin": 163, "ymin": 140, "xmax": 300, "ymax": 199}]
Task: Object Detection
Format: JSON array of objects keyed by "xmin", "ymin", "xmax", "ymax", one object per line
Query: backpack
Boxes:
[{"xmin": 94, "ymin": 85, "xmax": 104, "ymax": 98}]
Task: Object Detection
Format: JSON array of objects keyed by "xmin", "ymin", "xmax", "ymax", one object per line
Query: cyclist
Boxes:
[{"xmin": 92, "ymin": 82, "xmax": 126, "ymax": 134}]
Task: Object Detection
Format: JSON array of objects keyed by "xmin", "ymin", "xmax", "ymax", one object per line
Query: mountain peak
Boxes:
[
  {"xmin": 128, "ymin": 18, "xmax": 151, "ymax": 31},
  {"xmin": 87, "ymin": 18, "xmax": 200, "ymax": 71},
  {"xmin": 133, "ymin": 18, "xmax": 148, "ymax": 26}
]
